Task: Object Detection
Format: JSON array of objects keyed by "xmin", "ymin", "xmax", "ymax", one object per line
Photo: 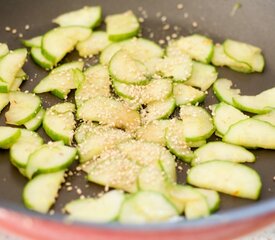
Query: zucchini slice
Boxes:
[
  {"xmin": 179, "ymin": 105, "xmax": 214, "ymax": 141},
  {"xmin": 223, "ymin": 39, "xmax": 265, "ymax": 72},
  {"xmin": 42, "ymin": 26, "xmax": 91, "ymax": 64},
  {"xmin": 26, "ymin": 142, "xmax": 77, "ymax": 178},
  {"xmin": 77, "ymin": 96, "xmax": 141, "ymax": 132},
  {"xmin": 24, "ymin": 108, "xmax": 45, "ymax": 131},
  {"xmin": 167, "ymin": 35, "xmax": 214, "ymax": 63},
  {"xmin": 0, "ymin": 126, "xmax": 21, "ymax": 149},
  {"xmin": 23, "ymin": 170, "xmax": 65, "ymax": 213},
  {"xmin": 30, "ymin": 47, "xmax": 55, "ymax": 70},
  {"xmin": 106, "ymin": 11, "xmax": 140, "ymax": 41},
  {"xmin": 76, "ymin": 31, "xmax": 112, "ymax": 57},
  {"xmin": 211, "ymin": 44, "xmax": 252, "ymax": 73},
  {"xmin": 0, "ymin": 43, "xmax": 9, "ymax": 58},
  {"xmin": 5, "ymin": 91, "xmax": 41, "ymax": 125},
  {"xmin": 213, "ymin": 78, "xmax": 241, "ymax": 106},
  {"xmin": 187, "ymin": 160, "xmax": 262, "ymax": 200},
  {"xmin": 22, "ymin": 36, "xmax": 42, "ymax": 48},
  {"xmin": 65, "ymin": 190, "xmax": 125, "ymax": 222},
  {"xmin": 192, "ymin": 141, "xmax": 255, "ymax": 166},
  {"xmin": 78, "ymin": 126, "xmax": 132, "ymax": 163},
  {"xmin": 74, "ymin": 121, "xmax": 96, "ymax": 144},
  {"xmin": 109, "ymin": 50, "xmax": 149, "ymax": 85},
  {"xmin": 10, "ymin": 129, "xmax": 43, "ymax": 169},
  {"xmin": 43, "ymin": 103, "xmax": 76, "ymax": 145},
  {"xmin": 53, "ymin": 6, "xmax": 102, "ymax": 28},
  {"xmin": 0, "ymin": 49, "xmax": 28, "ymax": 92},
  {"xmin": 213, "ymin": 102, "xmax": 249, "ymax": 136},
  {"xmin": 253, "ymin": 110, "xmax": 275, "ymax": 127},
  {"xmin": 223, "ymin": 118, "xmax": 275, "ymax": 149},
  {"xmin": 233, "ymin": 87, "xmax": 275, "ymax": 114},
  {"xmin": 196, "ymin": 188, "xmax": 220, "ymax": 213},
  {"xmin": 0, "ymin": 93, "xmax": 9, "ymax": 113},
  {"xmin": 173, "ymin": 83, "xmax": 205, "ymax": 106},
  {"xmin": 119, "ymin": 191, "xmax": 178, "ymax": 223},
  {"xmin": 184, "ymin": 61, "xmax": 218, "ymax": 91}
]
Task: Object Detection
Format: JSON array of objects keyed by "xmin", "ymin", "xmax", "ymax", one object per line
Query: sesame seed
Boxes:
[
  {"xmin": 18, "ymin": 33, "xmax": 23, "ymax": 38},
  {"xmin": 192, "ymin": 21, "xmax": 198, "ymax": 28},
  {"xmin": 177, "ymin": 3, "xmax": 184, "ymax": 9},
  {"xmin": 184, "ymin": 12, "xmax": 189, "ymax": 18},
  {"xmin": 12, "ymin": 29, "xmax": 17, "ymax": 34},
  {"xmin": 161, "ymin": 16, "xmax": 167, "ymax": 22},
  {"xmin": 24, "ymin": 24, "xmax": 30, "ymax": 30},
  {"xmin": 5, "ymin": 26, "xmax": 11, "ymax": 32},
  {"xmin": 163, "ymin": 24, "xmax": 170, "ymax": 30},
  {"xmin": 66, "ymin": 186, "xmax": 73, "ymax": 191}
]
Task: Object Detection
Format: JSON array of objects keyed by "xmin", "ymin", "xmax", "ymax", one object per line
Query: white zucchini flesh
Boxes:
[
  {"xmin": 179, "ymin": 105, "xmax": 214, "ymax": 141},
  {"xmin": 0, "ymin": 43, "xmax": 9, "ymax": 57},
  {"xmin": 106, "ymin": 11, "xmax": 140, "ymax": 41},
  {"xmin": 109, "ymin": 50, "xmax": 149, "ymax": 85},
  {"xmin": 5, "ymin": 92, "xmax": 41, "ymax": 125},
  {"xmin": 26, "ymin": 142, "xmax": 77, "ymax": 178},
  {"xmin": 77, "ymin": 96, "xmax": 140, "ymax": 132},
  {"xmin": 184, "ymin": 61, "xmax": 218, "ymax": 91},
  {"xmin": 233, "ymin": 87, "xmax": 275, "ymax": 114},
  {"xmin": 192, "ymin": 141, "xmax": 255, "ymax": 166},
  {"xmin": 42, "ymin": 26, "xmax": 91, "ymax": 64},
  {"xmin": 86, "ymin": 149, "xmax": 141, "ymax": 193},
  {"xmin": 22, "ymin": 36, "xmax": 42, "ymax": 48},
  {"xmin": 0, "ymin": 126, "xmax": 21, "ymax": 149},
  {"xmin": 23, "ymin": 171, "xmax": 65, "ymax": 213},
  {"xmin": 196, "ymin": 188, "xmax": 220, "ymax": 213},
  {"xmin": 0, "ymin": 93, "xmax": 9, "ymax": 113},
  {"xmin": 213, "ymin": 102, "xmax": 249, "ymax": 136},
  {"xmin": 76, "ymin": 31, "xmax": 112, "ymax": 57},
  {"xmin": 187, "ymin": 160, "xmax": 262, "ymax": 200},
  {"xmin": 10, "ymin": 130, "xmax": 43, "ymax": 169},
  {"xmin": 53, "ymin": 6, "xmax": 102, "ymax": 28},
  {"xmin": 253, "ymin": 110, "xmax": 275, "ymax": 126},
  {"xmin": 43, "ymin": 103, "xmax": 76, "ymax": 145},
  {"xmin": 119, "ymin": 191, "xmax": 178, "ymax": 223},
  {"xmin": 78, "ymin": 126, "xmax": 132, "ymax": 163},
  {"xmin": 223, "ymin": 118, "xmax": 275, "ymax": 149},
  {"xmin": 65, "ymin": 190, "xmax": 125, "ymax": 222},
  {"xmin": 213, "ymin": 78, "xmax": 241, "ymax": 106},
  {"xmin": 24, "ymin": 108, "xmax": 45, "ymax": 131},
  {"xmin": 74, "ymin": 121, "xmax": 95, "ymax": 144},
  {"xmin": 30, "ymin": 47, "xmax": 55, "ymax": 70}
]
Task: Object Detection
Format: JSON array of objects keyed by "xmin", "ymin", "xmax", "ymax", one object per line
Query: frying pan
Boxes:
[{"xmin": 0, "ymin": 0, "xmax": 275, "ymax": 239}]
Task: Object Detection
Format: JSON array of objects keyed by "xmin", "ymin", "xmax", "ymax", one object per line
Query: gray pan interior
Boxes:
[{"xmin": 0, "ymin": 0, "xmax": 274, "ymax": 226}]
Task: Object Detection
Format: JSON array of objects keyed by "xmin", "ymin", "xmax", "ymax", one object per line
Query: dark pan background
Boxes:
[{"xmin": 0, "ymin": 0, "xmax": 274, "ymax": 220}]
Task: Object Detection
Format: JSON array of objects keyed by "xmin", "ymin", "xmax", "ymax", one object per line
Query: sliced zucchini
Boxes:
[
  {"xmin": 24, "ymin": 108, "xmax": 45, "ymax": 131},
  {"xmin": 168, "ymin": 185, "xmax": 210, "ymax": 219},
  {"xmin": 42, "ymin": 26, "xmax": 91, "ymax": 64},
  {"xmin": 173, "ymin": 83, "xmax": 205, "ymax": 106},
  {"xmin": 22, "ymin": 36, "xmax": 42, "ymax": 48},
  {"xmin": 76, "ymin": 31, "xmax": 112, "ymax": 57},
  {"xmin": 10, "ymin": 130, "xmax": 43, "ymax": 169},
  {"xmin": 136, "ymin": 120, "xmax": 170, "ymax": 146},
  {"xmin": 187, "ymin": 160, "xmax": 262, "ymax": 200},
  {"xmin": 165, "ymin": 119, "xmax": 194, "ymax": 162},
  {"xmin": 106, "ymin": 11, "xmax": 140, "ymax": 41},
  {"xmin": 75, "ymin": 65, "xmax": 110, "ymax": 107},
  {"xmin": 179, "ymin": 105, "xmax": 214, "ymax": 141},
  {"xmin": 26, "ymin": 141, "xmax": 77, "ymax": 178},
  {"xmin": 100, "ymin": 38, "xmax": 163, "ymax": 65},
  {"xmin": 23, "ymin": 170, "xmax": 65, "ymax": 213},
  {"xmin": 43, "ymin": 103, "xmax": 76, "ymax": 145},
  {"xmin": 112, "ymin": 80, "xmax": 142, "ymax": 100},
  {"xmin": 74, "ymin": 121, "xmax": 96, "ymax": 144},
  {"xmin": 53, "ymin": 6, "xmax": 102, "ymax": 28},
  {"xmin": 184, "ymin": 61, "xmax": 218, "ymax": 91},
  {"xmin": 167, "ymin": 35, "xmax": 214, "ymax": 63},
  {"xmin": 159, "ymin": 148, "xmax": 177, "ymax": 182},
  {"xmin": 223, "ymin": 39, "xmax": 264, "ymax": 72},
  {"xmin": 141, "ymin": 96, "xmax": 175, "ymax": 124},
  {"xmin": 30, "ymin": 47, "xmax": 55, "ymax": 69},
  {"xmin": 213, "ymin": 102, "xmax": 249, "ymax": 136},
  {"xmin": 253, "ymin": 110, "xmax": 275, "ymax": 127},
  {"xmin": 0, "ymin": 93, "xmax": 9, "ymax": 113},
  {"xmin": 192, "ymin": 141, "xmax": 255, "ymax": 166},
  {"xmin": 65, "ymin": 190, "xmax": 125, "ymax": 222},
  {"xmin": 211, "ymin": 44, "xmax": 252, "ymax": 73},
  {"xmin": 213, "ymin": 78, "xmax": 241, "ymax": 106},
  {"xmin": 77, "ymin": 96, "xmax": 141, "ymax": 132},
  {"xmin": 0, "ymin": 126, "xmax": 21, "ymax": 149},
  {"xmin": 0, "ymin": 43, "xmax": 9, "ymax": 58},
  {"xmin": 5, "ymin": 91, "xmax": 41, "ymax": 125},
  {"xmin": 233, "ymin": 87, "xmax": 275, "ymax": 114},
  {"xmin": 86, "ymin": 149, "xmax": 141, "ymax": 193},
  {"xmin": 109, "ymin": 50, "xmax": 149, "ymax": 85},
  {"xmin": 196, "ymin": 188, "xmax": 220, "ymax": 213},
  {"xmin": 0, "ymin": 49, "xmax": 28, "ymax": 92},
  {"xmin": 9, "ymin": 76, "xmax": 24, "ymax": 91},
  {"xmin": 78, "ymin": 126, "xmax": 132, "ymax": 163},
  {"xmin": 119, "ymin": 191, "xmax": 178, "ymax": 223},
  {"xmin": 223, "ymin": 118, "xmax": 275, "ymax": 149},
  {"xmin": 51, "ymin": 61, "xmax": 84, "ymax": 73}
]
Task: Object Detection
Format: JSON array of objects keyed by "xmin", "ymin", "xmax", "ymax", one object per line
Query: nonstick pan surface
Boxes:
[{"xmin": 0, "ymin": 0, "xmax": 275, "ymax": 238}]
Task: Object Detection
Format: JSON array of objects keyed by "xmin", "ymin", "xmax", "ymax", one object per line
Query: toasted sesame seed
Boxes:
[
  {"xmin": 192, "ymin": 21, "xmax": 198, "ymax": 28},
  {"xmin": 24, "ymin": 24, "xmax": 30, "ymax": 30},
  {"xmin": 5, "ymin": 26, "xmax": 11, "ymax": 32},
  {"xmin": 177, "ymin": 3, "xmax": 184, "ymax": 9},
  {"xmin": 12, "ymin": 29, "xmax": 17, "ymax": 34}
]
